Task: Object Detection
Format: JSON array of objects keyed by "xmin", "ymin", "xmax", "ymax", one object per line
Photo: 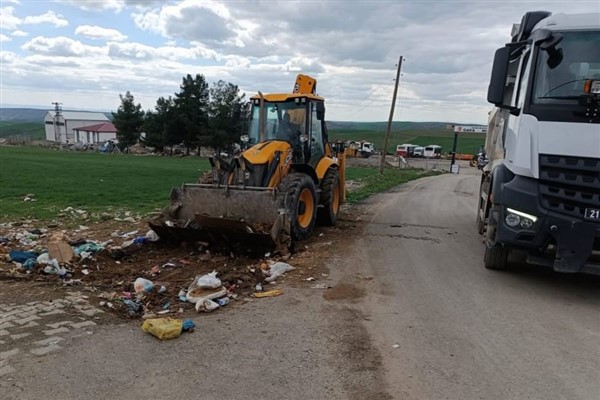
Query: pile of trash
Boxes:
[{"xmin": 1, "ymin": 220, "xmax": 300, "ymax": 319}]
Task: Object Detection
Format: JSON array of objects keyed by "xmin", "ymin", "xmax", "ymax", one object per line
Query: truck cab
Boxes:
[{"xmin": 480, "ymin": 12, "xmax": 600, "ymax": 274}]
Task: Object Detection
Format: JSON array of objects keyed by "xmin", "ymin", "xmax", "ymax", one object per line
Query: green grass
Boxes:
[
  {"xmin": 346, "ymin": 168, "xmax": 443, "ymax": 203},
  {"xmin": 0, "ymin": 122, "xmax": 45, "ymax": 139},
  {"xmin": 0, "ymin": 146, "xmax": 209, "ymax": 220},
  {"xmin": 0, "ymin": 146, "xmax": 441, "ymax": 221}
]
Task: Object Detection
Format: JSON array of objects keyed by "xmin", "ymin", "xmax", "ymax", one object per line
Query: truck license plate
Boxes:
[{"xmin": 584, "ymin": 208, "xmax": 600, "ymax": 221}]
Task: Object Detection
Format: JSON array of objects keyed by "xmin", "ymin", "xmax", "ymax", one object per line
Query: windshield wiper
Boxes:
[{"xmin": 537, "ymin": 95, "xmax": 582, "ymax": 100}]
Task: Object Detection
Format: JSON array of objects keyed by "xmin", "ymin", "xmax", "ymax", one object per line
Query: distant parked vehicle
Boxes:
[
  {"xmin": 396, "ymin": 144, "xmax": 417, "ymax": 157},
  {"xmin": 412, "ymin": 146, "xmax": 425, "ymax": 157},
  {"xmin": 424, "ymin": 145, "xmax": 442, "ymax": 158}
]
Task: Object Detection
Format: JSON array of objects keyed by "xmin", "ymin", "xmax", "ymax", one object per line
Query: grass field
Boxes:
[
  {"xmin": 0, "ymin": 122, "xmax": 45, "ymax": 139},
  {"xmin": 0, "ymin": 146, "xmax": 436, "ymax": 221}
]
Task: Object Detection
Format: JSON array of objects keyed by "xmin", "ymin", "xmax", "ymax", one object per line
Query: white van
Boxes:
[{"xmin": 424, "ymin": 145, "xmax": 442, "ymax": 158}]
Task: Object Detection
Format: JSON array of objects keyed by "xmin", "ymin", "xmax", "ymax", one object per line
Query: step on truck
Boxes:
[{"xmin": 479, "ymin": 11, "xmax": 600, "ymax": 274}]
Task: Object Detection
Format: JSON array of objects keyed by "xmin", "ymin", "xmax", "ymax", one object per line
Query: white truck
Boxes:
[{"xmin": 478, "ymin": 11, "xmax": 600, "ymax": 274}]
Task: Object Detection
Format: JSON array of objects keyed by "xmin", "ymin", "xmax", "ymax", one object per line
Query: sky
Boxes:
[{"xmin": 0, "ymin": 0, "xmax": 598, "ymax": 123}]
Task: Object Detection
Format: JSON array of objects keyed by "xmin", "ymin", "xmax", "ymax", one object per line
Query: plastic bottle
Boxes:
[{"xmin": 215, "ymin": 297, "xmax": 230, "ymax": 306}]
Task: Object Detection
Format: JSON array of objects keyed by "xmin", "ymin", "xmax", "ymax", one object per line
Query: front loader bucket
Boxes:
[{"xmin": 149, "ymin": 184, "xmax": 290, "ymax": 253}]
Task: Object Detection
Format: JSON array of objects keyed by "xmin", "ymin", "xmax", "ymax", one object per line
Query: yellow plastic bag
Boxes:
[{"xmin": 142, "ymin": 318, "xmax": 183, "ymax": 340}]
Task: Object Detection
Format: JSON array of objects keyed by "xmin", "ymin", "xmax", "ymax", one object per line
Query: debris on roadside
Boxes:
[
  {"xmin": 264, "ymin": 262, "xmax": 295, "ymax": 282},
  {"xmin": 254, "ymin": 289, "xmax": 284, "ymax": 298}
]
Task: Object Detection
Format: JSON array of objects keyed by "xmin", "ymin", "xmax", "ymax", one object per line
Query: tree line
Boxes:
[{"xmin": 112, "ymin": 74, "xmax": 246, "ymax": 155}]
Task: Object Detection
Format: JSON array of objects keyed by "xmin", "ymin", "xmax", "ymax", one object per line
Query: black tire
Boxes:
[
  {"xmin": 279, "ymin": 173, "xmax": 317, "ymax": 241},
  {"xmin": 317, "ymin": 168, "xmax": 340, "ymax": 226},
  {"xmin": 484, "ymin": 243, "xmax": 510, "ymax": 270},
  {"xmin": 483, "ymin": 206, "xmax": 510, "ymax": 270}
]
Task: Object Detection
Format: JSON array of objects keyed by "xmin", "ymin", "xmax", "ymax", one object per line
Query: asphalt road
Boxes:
[
  {"xmin": 350, "ymin": 169, "xmax": 600, "ymax": 399},
  {"xmin": 3, "ymin": 169, "xmax": 598, "ymax": 399}
]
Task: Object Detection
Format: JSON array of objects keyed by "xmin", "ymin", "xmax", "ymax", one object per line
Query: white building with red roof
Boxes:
[
  {"xmin": 73, "ymin": 121, "xmax": 118, "ymax": 144},
  {"xmin": 43, "ymin": 110, "xmax": 111, "ymax": 144}
]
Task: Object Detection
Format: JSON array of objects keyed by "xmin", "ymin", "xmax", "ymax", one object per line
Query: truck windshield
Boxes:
[
  {"xmin": 247, "ymin": 101, "xmax": 307, "ymax": 145},
  {"xmin": 532, "ymin": 31, "xmax": 600, "ymax": 104}
]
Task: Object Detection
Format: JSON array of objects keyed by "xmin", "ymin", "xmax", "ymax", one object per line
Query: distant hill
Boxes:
[
  {"xmin": 327, "ymin": 121, "xmax": 453, "ymax": 131},
  {"xmin": 0, "ymin": 108, "xmax": 48, "ymax": 122},
  {"xmin": 0, "ymin": 108, "xmax": 113, "ymax": 123}
]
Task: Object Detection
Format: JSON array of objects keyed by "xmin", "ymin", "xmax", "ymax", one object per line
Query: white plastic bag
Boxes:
[
  {"xmin": 265, "ymin": 262, "xmax": 295, "ymax": 282},
  {"xmin": 145, "ymin": 229, "xmax": 160, "ymax": 242},
  {"xmin": 134, "ymin": 277, "xmax": 154, "ymax": 293},
  {"xmin": 197, "ymin": 298, "xmax": 220, "ymax": 312},
  {"xmin": 190, "ymin": 271, "xmax": 221, "ymax": 290}
]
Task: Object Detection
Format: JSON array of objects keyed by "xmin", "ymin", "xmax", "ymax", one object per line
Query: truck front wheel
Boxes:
[
  {"xmin": 484, "ymin": 243, "xmax": 510, "ymax": 270},
  {"xmin": 484, "ymin": 204, "xmax": 510, "ymax": 270}
]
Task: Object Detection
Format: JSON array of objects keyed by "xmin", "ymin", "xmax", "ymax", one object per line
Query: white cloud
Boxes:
[
  {"xmin": 0, "ymin": 34, "xmax": 12, "ymax": 42},
  {"xmin": 58, "ymin": 0, "xmax": 125, "ymax": 12},
  {"xmin": 23, "ymin": 10, "xmax": 68, "ymax": 27},
  {"xmin": 132, "ymin": 0, "xmax": 236, "ymax": 43},
  {"xmin": 0, "ymin": 6, "xmax": 21, "ymax": 30},
  {"xmin": 11, "ymin": 30, "xmax": 28, "ymax": 37},
  {"xmin": 21, "ymin": 36, "xmax": 100, "ymax": 57},
  {"xmin": 75, "ymin": 25, "xmax": 127, "ymax": 41}
]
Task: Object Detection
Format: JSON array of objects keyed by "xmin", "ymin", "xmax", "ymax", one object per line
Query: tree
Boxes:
[
  {"xmin": 112, "ymin": 91, "xmax": 144, "ymax": 152},
  {"xmin": 143, "ymin": 96, "xmax": 184, "ymax": 153},
  {"xmin": 174, "ymin": 74, "xmax": 209, "ymax": 155},
  {"xmin": 207, "ymin": 80, "xmax": 245, "ymax": 153}
]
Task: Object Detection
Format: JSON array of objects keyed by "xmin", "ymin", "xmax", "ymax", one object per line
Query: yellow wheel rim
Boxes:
[
  {"xmin": 298, "ymin": 188, "xmax": 314, "ymax": 229},
  {"xmin": 332, "ymin": 182, "xmax": 340, "ymax": 214}
]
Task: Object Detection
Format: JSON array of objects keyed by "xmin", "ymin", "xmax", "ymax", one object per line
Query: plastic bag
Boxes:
[
  {"xmin": 145, "ymin": 229, "xmax": 160, "ymax": 242},
  {"xmin": 142, "ymin": 318, "xmax": 183, "ymax": 340},
  {"xmin": 190, "ymin": 271, "xmax": 221, "ymax": 289},
  {"xmin": 265, "ymin": 262, "xmax": 295, "ymax": 282},
  {"xmin": 9, "ymin": 250, "xmax": 38, "ymax": 264},
  {"xmin": 134, "ymin": 277, "xmax": 154, "ymax": 293}
]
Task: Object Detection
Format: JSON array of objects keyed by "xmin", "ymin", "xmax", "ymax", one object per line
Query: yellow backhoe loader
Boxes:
[{"xmin": 149, "ymin": 74, "xmax": 346, "ymax": 253}]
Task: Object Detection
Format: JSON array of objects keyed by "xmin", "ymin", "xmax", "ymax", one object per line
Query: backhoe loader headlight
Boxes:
[
  {"xmin": 240, "ymin": 135, "xmax": 250, "ymax": 143},
  {"xmin": 300, "ymin": 134, "xmax": 309, "ymax": 143},
  {"xmin": 505, "ymin": 207, "xmax": 537, "ymax": 229}
]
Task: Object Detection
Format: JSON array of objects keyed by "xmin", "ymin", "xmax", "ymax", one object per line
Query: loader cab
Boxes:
[{"xmin": 246, "ymin": 94, "xmax": 328, "ymax": 166}]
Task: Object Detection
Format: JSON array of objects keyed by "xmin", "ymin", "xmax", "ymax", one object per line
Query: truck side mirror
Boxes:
[{"xmin": 487, "ymin": 47, "xmax": 510, "ymax": 106}]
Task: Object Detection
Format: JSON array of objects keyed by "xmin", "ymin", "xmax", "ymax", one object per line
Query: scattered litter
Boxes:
[
  {"xmin": 187, "ymin": 286, "xmax": 227, "ymax": 305},
  {"xmin": 81, "ymin": 269, "xmax": 90, "ymax": 275},
  {"xmin": 264, "ymin": 262, "xmax": 295, "ymax": 282},
  {"xmin": 142, "ymin": 313, "xmax": 157, "ymax": 320},
  {"xmin": 157, "ymin": 309, "xmax": 170, "ymax": 315},
  {"xmin": 198, "ymin": 299, "xmax": 220, "ymax": 312},
  {"xmin": 133, "ymin": 236, "xmax": 147, "ymax": 245},
  {"xmin": 9, "ymin": 250, "xmax": 38, "ymax": 264},
  {"xmin": 74, "ymin": 242, "xmax": 104, "ymax": 254},
  {"xmin": 142, "ymin": 318, "xmax": 183, "ymax": 340},
  {"xmin": 123, "ymin": 299, "xmax": 142, "ymax": 315},
  {"xmin": 392, "ymin": 344, "xmax": 400, "ymax": 349},
  {"xmin": 255, "ymin": 283, "xmax": 263, "ymax": 292},
  {"xmin": 134, "ymin": 277, "xmax": 154, "ymax": 293},
  {"xmin": 215, "ymin": 297, "xmax": 229, "ymax": 306},
  {"xmin": 311, "ymin": 283, "xmax": 330, "ymax": 289},
  {"xmin": 319, "ymin": 233, "xmax": 324, "ymax": 237},
  {"xmin": 177, "ymin": 289, "xmax": 187, "ymax": 302},
  {"xmin": 305, "ymin": 277, "xmax": 316, "ymax": 281},
  {"xmin": 189, "ymin": 271, "xmax": 222, "ymax": 290},
  {"xmin": 254, "ymin": 289, "xmax": 284, "ymax": 298},
  {"xmin": 182, "ymin": 319, "xmax": 195, "ymax": 332},
  {"xmin": 145, "ymin": 230, "xmax": 160, "ymax": 242},
  {"xmin": 47, "ymin": 240, "xmax": 76, "ymax": 263}
]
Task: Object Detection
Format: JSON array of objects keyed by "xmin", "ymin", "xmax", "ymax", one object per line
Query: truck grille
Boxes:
[{"xmin": 539, "ymin": 154, "xmax": 600, "ymax": 219}]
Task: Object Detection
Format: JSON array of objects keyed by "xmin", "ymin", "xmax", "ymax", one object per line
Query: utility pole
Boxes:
[{"xmin": 380, "ymin": 56, "xmax": 404, "ymax": 174}]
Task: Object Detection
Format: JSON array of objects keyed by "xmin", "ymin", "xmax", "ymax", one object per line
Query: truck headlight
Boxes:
[{"xmin": 505, "ymin": 207, "xmax": 537, "ymax": 229}]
